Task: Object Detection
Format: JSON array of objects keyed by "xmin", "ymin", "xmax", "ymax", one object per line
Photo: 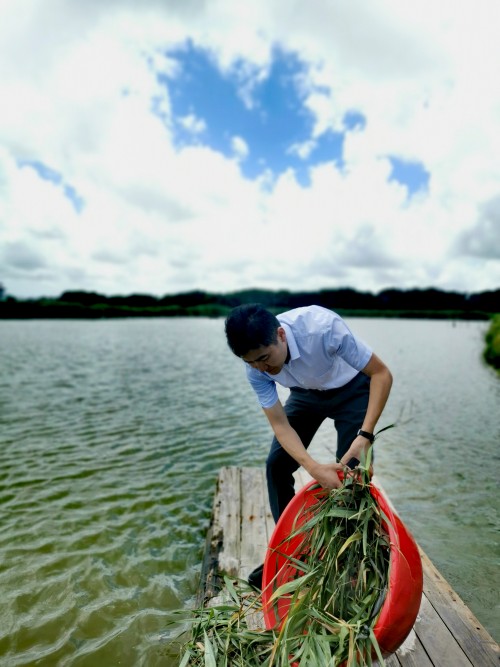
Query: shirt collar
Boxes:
[{"xmin": 281, "ymin": 322, "xmax": 300, "ymax": 363}]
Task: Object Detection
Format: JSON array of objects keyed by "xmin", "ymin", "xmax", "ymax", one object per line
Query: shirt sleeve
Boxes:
[
  {"xmin": 245, "ymin": 365, "xmax": 279, "ymax": 409},
  {"xmin": 325, "ymin": 313, "xmax": 372, "ymax": 371}
]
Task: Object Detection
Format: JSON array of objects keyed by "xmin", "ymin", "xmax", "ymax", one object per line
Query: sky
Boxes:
[{"xmin": 1, "ymin": 0, "xmax": 499, "ymax": 299}]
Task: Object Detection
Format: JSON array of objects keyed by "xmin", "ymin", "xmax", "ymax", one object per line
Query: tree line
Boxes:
[{"xmin": 0, "ymin": 286, "xmax": 498, "ymax": 319}]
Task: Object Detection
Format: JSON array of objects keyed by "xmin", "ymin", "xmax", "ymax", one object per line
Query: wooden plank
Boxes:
[
  {"xmin": 413, "ymin": 595, "xmax": 473, "ymax": 666},
  {"xmin": 395, "ymin": 627, "xmax": 434, "ymax": 667},
  {"xmin": 419, "ymin": 548, "xmax": 500, "ymax": 667},
  {"xmin": 264, "ymin": 497, "xmax": 276, "ymax": 544},
  {"xmin": 240, "ymin": 467, "xmax": 268, "ymax": 580},
  {"xmin": 198, "ymin": 466, "xmax": 241, "ymax": 603},
  {"xmin": 239, "ymin": 467, "xmax": 268, "ymax": 630},
  {"xmin": 262, "ymin": 470, "xmax": 276, "ymax": 545},
  {"xmin": 217, "ymin": 466, "xmax": 242, "ymax": 577}
]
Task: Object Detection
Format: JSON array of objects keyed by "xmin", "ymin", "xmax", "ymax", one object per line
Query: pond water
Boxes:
[{"xmin": 0, "ymin": 316, "xmax": 498, "ymax": 665}]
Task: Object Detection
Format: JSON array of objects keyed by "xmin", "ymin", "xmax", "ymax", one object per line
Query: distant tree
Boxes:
[
  {"xmin": 376, "ymin": 287, "xmax": 468, "ymax": 311},
  {"xmin": 0, "ymin": 282, "xmax": 5, "ymax": 300},
  {"xmin": 319, "ymin": 288, "xmax": 377, "ymax": 310},
  {"xmin": 160, "ymin": 290, "xmax": 217, "ymax": 308},
  {"xmin": 58, "ymin": 290, "xmax": 106, "ymax": 305},
  {"xmin": 468, "ymin": 289, "xmax": 500, "ymax": 314},
  {"xmin": 108, "ymin": 293, "xmax": 159, "ymax": 307}
]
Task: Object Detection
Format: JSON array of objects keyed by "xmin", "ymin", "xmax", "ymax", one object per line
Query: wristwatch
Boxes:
[{"xmin": 357, "ymin": 429, "xmax": 375, "ymax": 444}]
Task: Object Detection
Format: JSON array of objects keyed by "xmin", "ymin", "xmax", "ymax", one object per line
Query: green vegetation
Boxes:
[
  {"xmin": 172, "ymin": 462, "xmax": 390, "ymax": 665},
  {"xmin": 0, "ymin": 286, "xmax": 498, "ymax": 320},
  {"xmin": 484, "ymin": 315, "xmax": 500, "ymax": 372}
]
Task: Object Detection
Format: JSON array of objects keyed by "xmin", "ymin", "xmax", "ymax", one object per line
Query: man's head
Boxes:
[{"xmin": 224, "ymin": 303, "xmax": 288, "ymax": 375}]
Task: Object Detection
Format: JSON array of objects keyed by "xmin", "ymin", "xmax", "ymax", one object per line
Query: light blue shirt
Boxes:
[{"xmin": 245, "ymin": 306, "xmax": 372, "ymax": 409}]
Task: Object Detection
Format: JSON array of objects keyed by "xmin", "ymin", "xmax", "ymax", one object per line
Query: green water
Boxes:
[{"xmin": 0, "ymin": 317, "xmax": 498, "ymax": 665}]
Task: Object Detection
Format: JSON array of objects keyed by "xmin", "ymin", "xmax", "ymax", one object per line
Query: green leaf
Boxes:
[
  {"xmin": 223, "ymin": 575, "xmax": 240, "ymax": 606},
  {"xmin": 325, "ymin": 507, "xmax": 359, "ymax": 519},
  {"xmin": 336, "ymin": 530, "xmax": 362, "ymax": 561},
  {"xmin": 203, "ymin": 630, "xmax": 217, "ymax": 667},
  {"xmin": 268, "ymin": 569, "xmax": 318, "ymax": 602},
  {"xmin": 369, "ymin": 627, "xmax": 386, "ymax": 665},
  {"xmin": 374, "ymin": 423, "xmax": 395, "ymax": 438}
]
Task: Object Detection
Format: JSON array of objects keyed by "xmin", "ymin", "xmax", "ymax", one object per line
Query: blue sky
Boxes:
[
  {"xmin": 0, "ymin": 0, "xmax": 498, "ymax": 298},
  {"xmin": 160, "ymin": 43, "xmax": 428, "ymax": 193}
]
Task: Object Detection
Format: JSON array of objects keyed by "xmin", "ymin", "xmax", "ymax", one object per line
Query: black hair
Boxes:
[{"xmin": 225, "ymin": 303, "xmax": 280, "ymax": 357}]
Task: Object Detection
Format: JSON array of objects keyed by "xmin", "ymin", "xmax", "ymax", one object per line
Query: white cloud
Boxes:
[
  {"xmin": 0, "ymin": 0, "xmax": 499, "ymax": 298},
  {"xmin": 231, "ymin": 136, "xmax": 249, "ymax": 160},
  {"xmin": 287, "ymin": 139, "xmax": 316, "ymax": 160},
  {"xmin": 178, "ymin": 113, "xmax": 206, "ymax": 135}
]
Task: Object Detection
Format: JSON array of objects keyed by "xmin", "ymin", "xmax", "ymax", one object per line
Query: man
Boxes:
[{"xmin": 224, "ymin": 303, "xmax": 393, "ymax": 589}]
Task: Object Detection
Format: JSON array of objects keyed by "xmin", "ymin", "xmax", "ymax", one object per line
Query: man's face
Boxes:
[{"xmin": 242, "ymin": 327, "xmax": 288, "ymax": 375}]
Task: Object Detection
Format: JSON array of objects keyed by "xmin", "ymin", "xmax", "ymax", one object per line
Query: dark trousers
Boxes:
[{"xmin": 266, "ymin": 372, "xmax": 371, "ymax": 522}]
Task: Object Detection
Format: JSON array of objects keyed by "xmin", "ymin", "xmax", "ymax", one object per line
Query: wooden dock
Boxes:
[{"xmin": 199, "ymin": 466, "xmax": 499, "ymax": 666}]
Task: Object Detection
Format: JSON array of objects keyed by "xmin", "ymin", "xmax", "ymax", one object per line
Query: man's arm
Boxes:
[
  {"xmin": 263, "ymin": 400, "xmax": 344, "ymax": 489},
  {"xmin": 339, "ymin": 352, "xmax": 393, "ymax": 467}
]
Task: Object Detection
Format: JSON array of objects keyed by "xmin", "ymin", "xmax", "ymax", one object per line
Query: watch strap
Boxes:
[{"xmin": 357, "ymin": 429, "xmax": 375, "ymax": 444}]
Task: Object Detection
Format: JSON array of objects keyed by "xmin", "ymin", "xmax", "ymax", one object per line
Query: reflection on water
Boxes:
[{"xmin": 0, "ymin": 317, "xmax": 498, "ymax": 664}]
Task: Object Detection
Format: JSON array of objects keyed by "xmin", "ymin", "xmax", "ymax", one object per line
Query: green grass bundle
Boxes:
[{"xmin": 173, "ymin": 460, "xmax": 390, "ymax": 666}]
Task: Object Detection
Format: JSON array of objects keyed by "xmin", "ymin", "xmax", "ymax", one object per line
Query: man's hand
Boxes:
[
  {"xmin": 340, "ymin": 435, "xmax": 371, "ymax": 469},
  {"xmin": 308, "ymin": 461, "xmax": 344, "ymax": 489}
]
